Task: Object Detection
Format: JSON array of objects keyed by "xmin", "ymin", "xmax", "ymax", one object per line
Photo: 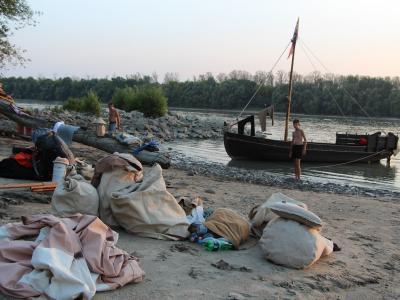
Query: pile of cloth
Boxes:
[
  {"xmin": 0, "ymin": 214, "xmax": 144, "ymax": 299},
  {"xmin": 114, "ymin": 133, "xmax": 159, "ymax": 154},
  {"xmin": 249, "ymin": 193, "xmax": 337, "ymax": 269},
  {"xmin": 53, "ymin": 152, "xmax": 189, "ymax": 241}
]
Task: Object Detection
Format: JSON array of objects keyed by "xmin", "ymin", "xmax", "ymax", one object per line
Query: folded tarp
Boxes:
[{"xmin": 0, "ymin": 214, "xmax": 145, "ymax": 299}]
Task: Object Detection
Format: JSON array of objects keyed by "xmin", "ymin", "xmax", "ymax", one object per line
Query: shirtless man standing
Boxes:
[
  {"xmin": 289, "ymin": 119, "xmax": 307, "ymax": 180},
  {"xmin": 108, "ymin": 102, "xmax": 121, "ymax": 134}
]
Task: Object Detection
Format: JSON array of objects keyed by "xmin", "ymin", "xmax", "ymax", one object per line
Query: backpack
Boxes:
[{"xmin": 33, "ymin": 132, "xmax": 75, "ymax": 180}]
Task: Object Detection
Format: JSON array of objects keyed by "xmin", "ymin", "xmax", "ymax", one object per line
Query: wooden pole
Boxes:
[
  {"xmin": 284, "ymin": 18, "xmax": 299, "ymax": 142},
  {"xmin": 0, "ymin": 182, "xmax": 56, "ymax": 190}
]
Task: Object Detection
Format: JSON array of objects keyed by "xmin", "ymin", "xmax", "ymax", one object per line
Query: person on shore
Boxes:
[
  {"xmin": 108, "ymin": 102, "xmax": 121, "ymax": 134},
  {"xmin": 289, "ymin": 119, "xmax": 307, "ymax": 180}
]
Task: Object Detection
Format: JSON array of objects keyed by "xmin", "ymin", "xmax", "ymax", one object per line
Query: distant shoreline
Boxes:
[{"xmin": 14, "ymin": 100, "xmax": 400, "ymax": 121}]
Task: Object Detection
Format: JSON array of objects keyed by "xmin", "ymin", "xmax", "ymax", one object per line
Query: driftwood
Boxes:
[
  {"xmin": 0, "ymin": 101, "xmax": 51, "ymax": 128},
  {"xmin": 0, "ymin": 101, "xmax": 171, "ymax": 168}
]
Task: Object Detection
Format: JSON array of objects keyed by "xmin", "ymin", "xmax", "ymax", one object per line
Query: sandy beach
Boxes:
[{"xmin": 0, "ymin": 137, "xmax": 399, "ymax": 300}]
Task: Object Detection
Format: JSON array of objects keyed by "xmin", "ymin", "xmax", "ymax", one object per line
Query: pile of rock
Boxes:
[{"xmin": 33, "ymin": 108, "xmax": 224, "ymax": 142}]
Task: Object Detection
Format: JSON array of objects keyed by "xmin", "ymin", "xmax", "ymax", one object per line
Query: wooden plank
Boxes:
[{"xmin": 0, "ymin": 182, "xmax": 56, "ymax": 190}]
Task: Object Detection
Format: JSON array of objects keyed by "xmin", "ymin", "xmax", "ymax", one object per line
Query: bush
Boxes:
[
  {"xmin": 63, "ymin": 90, "xmax": 101, "ymax": 116},
  {"xmin": 111, "ymin": 86, "xmax": 167, "ymax": 117},
  {"xmin": 83, "ymin": 91, "xmax": 101, "ymax": 116},
  {"xmin": 112, "ymin": 87, "xmax": 137, "ymax": 111},
  {"xmin": 63, "ymin": 97, "xmax": 82, "ymax": 111},
  {"xmin": 136, "ymin": 86, "xmax": 168, "ymax": 118}
]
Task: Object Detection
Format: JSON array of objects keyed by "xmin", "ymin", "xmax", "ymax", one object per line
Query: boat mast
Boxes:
[{"xmin": 284, "ymin": 18, "xmax": 299, "ymax": 142}]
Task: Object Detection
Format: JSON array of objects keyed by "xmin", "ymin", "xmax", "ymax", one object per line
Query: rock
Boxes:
[
  {"xmin": 176, "ymin": 133, "xmax": 187, "ymax": 139},
  {"xmin": 187, "ymin": 170, "xmax": 197, "ymax": 176},
  {"xmin": 211, "ymin": 260, "xmax": 253, "ymax": 273},
  {"xmin": 227, "ymin": 292, "xmax": 245, "ymax": 300},
  {"xmin": 188, "ymin": 267, "xmax": 202, "ymax": 279},
  {"xmin": 134, "ymin": 120, "xmax": 145, "ymax": 131}
]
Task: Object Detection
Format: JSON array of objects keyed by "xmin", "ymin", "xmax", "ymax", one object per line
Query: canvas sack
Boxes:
[
  {"xmin": 52, "ymin": 177, "xmax": 99, "ymax": 216},
  {"xmin": 259, "ymin": 217, "xmax": 333, "ymax": 269},
  {"xmin": 110, "ymin": 164, "xmax": 189, "ymax": 240},
  {"xmin": 97, "ymin": 166, "xmax": 138, "ymax": 227},
  {"xmin": 248, "ymin": 192, "xmax": 307, "ymax": 238}
]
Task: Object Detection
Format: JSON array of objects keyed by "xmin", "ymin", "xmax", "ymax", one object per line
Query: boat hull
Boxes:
[{"xmin": 224, "ymin": 132, "xmax": 391, "ymax": 163}]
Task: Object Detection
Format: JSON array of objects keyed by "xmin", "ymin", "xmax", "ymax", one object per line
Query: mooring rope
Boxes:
[{"xmin": 305, "ymin": 149, "xmax": 387, "ymax": 170}]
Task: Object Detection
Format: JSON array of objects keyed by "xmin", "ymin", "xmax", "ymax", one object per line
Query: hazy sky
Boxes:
[{"xmin": 3, "ymin": 0, "xmax": 400, "ymax": 80}]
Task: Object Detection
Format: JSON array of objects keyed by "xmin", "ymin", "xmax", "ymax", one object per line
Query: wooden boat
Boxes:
[
  {"xmin": 224, "ymin": 19, "xmax": 399, "ymax": 164},
  {"xmin": 224, "ymin": 116, "xmax": 398, "ymax": 163}
]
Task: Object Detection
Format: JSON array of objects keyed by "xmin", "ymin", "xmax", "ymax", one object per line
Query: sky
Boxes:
[{"xmin": 3, "ymin": 0, "xmax": 400, "ymax": 81}]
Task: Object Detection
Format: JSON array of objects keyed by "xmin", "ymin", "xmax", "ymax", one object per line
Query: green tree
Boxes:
[{"xmin": 0, "ymin": 0, "xmax": 38, "ymax": 68}]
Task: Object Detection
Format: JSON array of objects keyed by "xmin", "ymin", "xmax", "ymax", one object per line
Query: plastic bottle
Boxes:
[
  {"xmin": 194, "ymin": 223, "xmax": 208, "ymax": 235},
  {"xmin": 197, "ymin": 233, "xmax": 214, "ymax": 244},
  {"xmin": 203, "ymin": 238, "xmax": 233, "ymax": 251}
]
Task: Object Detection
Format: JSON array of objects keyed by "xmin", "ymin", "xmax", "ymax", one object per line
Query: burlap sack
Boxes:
[
  {"xmin": 248, "ymin": 193, "xmax": 308, "ymax": 238},
  {"xmin": 52, "ymin": 177, "xmax": 99, "ymax": 216},
  {"xmin": 259, "ymin": 217, "xmax": 333, "ymax": 269},
  {"xmin": 204, "ymin": 208, "xmax": 250, "ymax": 249},
  {"xmin": 97, "ymin": 167, "xmax": 138, "ymax": 227},
  {"xmin": 110, "ymin": 164, "xmax": 189, "ymax": 240}
]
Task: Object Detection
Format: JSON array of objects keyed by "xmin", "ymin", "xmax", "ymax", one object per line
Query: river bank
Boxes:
[
  {"xmin": 0, "ymin": 138, "xmax": 399, "ymax": 300},
  {"xmin": 1, "ymin": 106, "xmax": 400, "ymax": 199},
  {"xmin": 170, "ymin": 151, "xmax": 400, "ymax": 200}
]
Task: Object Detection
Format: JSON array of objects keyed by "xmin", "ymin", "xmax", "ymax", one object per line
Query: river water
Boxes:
[
  {"xmin": 166, "ymin": 110, "xmax": 400, "ymax": 193},
  {"xmin": 16, "ymin": 101, "xmax": 400, "ymax": 193}
]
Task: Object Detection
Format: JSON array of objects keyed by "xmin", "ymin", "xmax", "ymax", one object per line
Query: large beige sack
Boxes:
[
  {"xmin": 52, "ymin": 177, "xmax": 99, "ymax": 216},
  {"xmin": 97, "ymin": 167, "xmax": 138, "ymax": 227},
  {"xmin": 110, "ymin": 164, "xmax": 189, "ymax": 240},
  {"xmin": 249, "ymin": 193, "xmax": 307, "ymax": 238},
  {"xmin": 259, "ymin": 217, "xmax": 333, "ymax": 269}
]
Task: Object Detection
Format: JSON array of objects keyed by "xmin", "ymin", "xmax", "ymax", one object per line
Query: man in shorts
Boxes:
[
  {"xmin": 289, "ymin": 119, "xmax": 307, "ymax": 180},
  {"xmin": 108, "ymin": 102, "xmax": 121, "ymax": 135}
]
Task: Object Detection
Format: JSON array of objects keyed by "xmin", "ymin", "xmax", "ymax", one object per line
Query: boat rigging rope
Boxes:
[
  {"xmin": 237, "ymin": 41, "xmax": 291, "ymax": 119},
  {"xmin": 299, "ymin": 38, "xmax": 373, "ymax": 121},
  {"xmin": 304, "ymin": 149, "xmax": 387, "ymax": 170},
  {"xmin": 298, "ymin": 41, "xmax": 346, "ymax": 117}
]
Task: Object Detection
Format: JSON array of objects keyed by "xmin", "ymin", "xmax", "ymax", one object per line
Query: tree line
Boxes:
[{"xmin": 1, "ymin": 71, "xmax": 400, "ymax": 117}]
